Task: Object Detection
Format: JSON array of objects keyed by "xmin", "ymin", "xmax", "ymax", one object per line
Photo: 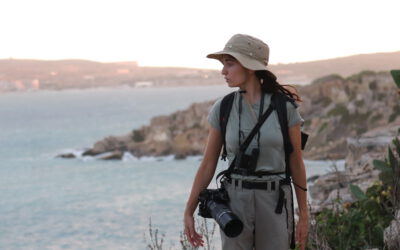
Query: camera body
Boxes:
[
  {"xmin": 198, "ymin": 188, "xmax": 229, "ymax": 218},
  {"xmin": 198, "ymin": 188, "xmax": 243, "ymax": 238},
  {"xmin": 234, "ymin": 148, "xmax": 259, "ymax": 174}
]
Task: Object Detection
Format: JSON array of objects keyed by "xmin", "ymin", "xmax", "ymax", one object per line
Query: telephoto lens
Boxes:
[{"xmin": 206, "ymin": 200, "xmax": 243, "ymax": 237}]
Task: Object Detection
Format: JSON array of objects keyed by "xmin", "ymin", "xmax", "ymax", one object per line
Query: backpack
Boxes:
[
  {"xmin": 218, "ymin": 91, "xmax": 308, "ymax": 249},
  {"xmin": 219, "ymin": 91, "xmax": 308, "ymax": 162}
]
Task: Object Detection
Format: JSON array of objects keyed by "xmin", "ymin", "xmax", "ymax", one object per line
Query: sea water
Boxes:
[{"xmin": 0, "ymin": 85, "xmax": 344, "ymax": 250}]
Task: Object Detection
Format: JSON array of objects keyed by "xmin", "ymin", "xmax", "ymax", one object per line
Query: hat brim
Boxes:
[{"xmin": 207, "ymin": 51, "xmax": 267, "ymax": 71}]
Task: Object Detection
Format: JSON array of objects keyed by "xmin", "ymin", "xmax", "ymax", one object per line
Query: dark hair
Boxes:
[{"xmin": 255, "ymin": 70, "xmax": 301, "ymax": 102}]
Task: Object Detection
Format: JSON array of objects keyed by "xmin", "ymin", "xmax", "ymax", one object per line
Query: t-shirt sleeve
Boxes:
[
  {"xmin": 207, "ymin": 98, "xmax": 222, "ymax": 130},
  {"xmin": 286, "ymin": 101, "xmax": 304, "ymax": 127}
]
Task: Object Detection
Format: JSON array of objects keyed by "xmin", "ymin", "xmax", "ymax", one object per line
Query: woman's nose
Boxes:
[{"xmin": 221, "ymin": 67, "xmax": 227, "ymax": 76}]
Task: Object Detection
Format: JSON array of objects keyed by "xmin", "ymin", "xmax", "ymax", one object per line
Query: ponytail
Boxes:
[{"xmin": 255, "ymin": 70, "xmax": 301, "ymax": 102}]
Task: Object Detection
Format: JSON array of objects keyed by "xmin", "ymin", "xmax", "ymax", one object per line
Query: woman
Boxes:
[{"xmin": 184, "ymin": 34, "xmax": 308, "ymax": 250}]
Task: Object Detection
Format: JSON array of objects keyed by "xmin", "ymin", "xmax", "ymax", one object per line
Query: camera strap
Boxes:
[
  {"xmin": 238, "ymin": 92, "xmax": 264, "ymax": 149},
  {"xmin": 216, "ymin": 103, "xmax": 274, "ymax": 183}
]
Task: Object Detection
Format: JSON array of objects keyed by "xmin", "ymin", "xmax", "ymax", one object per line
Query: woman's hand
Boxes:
[
  {"xmin": 295, "ymin": 214, "xmax": 309, "ymax": 250},
  {"xmin": 288, "ymin": 123, "xmax": 309, "ymax": 249},
  {"xmin": 183, "ymin": 127, "xmax": 221, "ymax": 247},
  {"xmin": 184, "ymin": 213, "xmax": 204, "ymax": 247}
]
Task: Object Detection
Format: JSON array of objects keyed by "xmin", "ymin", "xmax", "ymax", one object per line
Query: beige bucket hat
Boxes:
[{"xmin": 207, "ymin": 34, "xmax": 269, "ymax": 70}]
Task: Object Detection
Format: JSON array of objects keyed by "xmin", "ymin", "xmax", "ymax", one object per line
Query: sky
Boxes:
[{"xmin": 1, "ymin": 0, "xmax": 399, "ymax": 69}]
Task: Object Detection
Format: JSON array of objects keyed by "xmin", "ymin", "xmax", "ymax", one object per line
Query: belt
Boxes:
[
  {"xmin": 226, "ymin": 178, "xmax": 291, "ymax": 219},
  {"xmin": 227, "ymin": 179, "xmax": 277, "ymax": 190},
  {"xmin": 231, "ymin": 169, "xmax": 285, "ymax": 177}
]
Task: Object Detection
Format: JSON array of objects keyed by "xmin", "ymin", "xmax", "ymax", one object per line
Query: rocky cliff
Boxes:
[
  {"xmin": 309, "ymin": 125, "xmax": 399, "ymax": 212},
  {"xmin": 78, "ymin": 100, "xmax": 213, "ymax": 160},
  {"xmin": 300, "ymin": 71, "xmax": 399, "ymax": 160},
  {"xmin": 67, "ymin": 71, "xmax": 399, "ymax": 161}
]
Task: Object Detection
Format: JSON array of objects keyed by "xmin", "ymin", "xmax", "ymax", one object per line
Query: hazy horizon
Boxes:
[
  {"xmin": 1, "ymin": 49, "xmax": 399, "ymax": 70},
  {"xmin": 1, "ymin": 0, "xmax": 399, "ymax": 70}
]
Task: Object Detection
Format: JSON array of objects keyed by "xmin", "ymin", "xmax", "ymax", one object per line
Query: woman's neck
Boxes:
[{"xmin": 240, "ymin": 79, "xmax": 262, "ymax": 104}]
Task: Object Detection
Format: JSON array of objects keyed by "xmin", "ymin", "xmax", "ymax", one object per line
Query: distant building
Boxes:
[
  {"xmin": 117, "ymin": 69, "xmax": 130, "ymax": 74},
  {"xmin": 0, "ymin": 81, "xmax": 16, "ymax": 91},
  {"xmin": 15, "ymin": 80, "xmax": 25, "ymax": 90},
  {"xmin": 31, "ymin": 79, "xmax": 40, "ymax": 89},
  {"xmin": 135, "ymin": 81, "xmax": 154, "ymax": 87}
]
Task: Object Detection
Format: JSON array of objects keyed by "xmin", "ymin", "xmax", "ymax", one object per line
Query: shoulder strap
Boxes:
[
  {"xmin": 271, "ymin": 92, "xmax": 293, "ymax": 179},
  {"xmin": 239, "ymin": 105, "xmax": 274, "ymax": 152},
  {"xmin": 219, "ymin": 91, "xmax": 235, "ymax": 161},
  {"xmin": 216, "ymin": 102, "xmax": 274, "ymax": 182},
  {"xmin": 272, "ymin": 92, "xmax": 309, "ymax": 185},
  {"xmin": 271, "ymin": 92, "xmax": 297, "ymax": 250}
]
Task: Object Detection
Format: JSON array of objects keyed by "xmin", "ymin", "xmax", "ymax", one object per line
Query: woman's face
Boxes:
[{"xmin": 221, "ymin": 55, "xmax": 252, "ymax": 88}]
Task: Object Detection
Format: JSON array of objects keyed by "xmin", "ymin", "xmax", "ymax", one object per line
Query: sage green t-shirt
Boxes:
[{"xmin": 208, "ymin": 91, "xmax": 303, "ymax": 181}]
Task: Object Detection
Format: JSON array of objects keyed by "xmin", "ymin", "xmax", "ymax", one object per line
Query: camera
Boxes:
[
  {"xmin": 234, "ymin": 148, "xmax": 259, "ymax": 173},
  {"xmin": 198, "ymin": 188, "xmax": 243, "ymax": 238}
]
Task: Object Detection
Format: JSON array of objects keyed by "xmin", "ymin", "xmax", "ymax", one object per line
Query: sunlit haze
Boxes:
[{"xmin": 1, "ymin": 0, "xmax": 399, "ymax": 69}]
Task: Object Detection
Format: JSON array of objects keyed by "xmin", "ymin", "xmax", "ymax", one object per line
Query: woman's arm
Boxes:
[
  {"xmin": 288, "ymin": 123, "xmax": 308, "ymax": 250},
  {"xmin": 184, "ymin": 126, "xmax": 223, "ymax": 247}
]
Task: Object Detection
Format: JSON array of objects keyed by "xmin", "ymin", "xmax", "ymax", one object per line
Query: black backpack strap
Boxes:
[
  {"xmin": 271, "ymin": 92, "xmax": 293, "ymax": 179},
  {"xmin": 219, "ymin": 91, "xmax": 235, "ymax": 161},
  {"xmin": 271, "ymin": 92, "xmax": 301, "ymax": 250},
  {"xmin": 216, "ymin": 102, "xmax": 274, "ymax": 182}
]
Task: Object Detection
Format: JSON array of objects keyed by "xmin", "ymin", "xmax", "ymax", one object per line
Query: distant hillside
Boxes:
[
  {"xmin": 0, "ymin": 59, "xmax": 221, "ymax": 91},
  {"xmin": 1, "ymin": 51, "xmax": 399, "ymax": 91},
  {"xmin": 269, "ymin": 51, "xmax": 400, "ymax": 84}
]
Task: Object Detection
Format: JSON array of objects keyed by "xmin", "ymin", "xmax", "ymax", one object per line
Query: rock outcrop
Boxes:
[
  {"xmin": 75, "ymin": 71, "xmax": 399, "ymax": 161},
  {"xmin": 308, "ymin": 125, "xmax": 399, "ymax": 212},
  {"xmin": 384, "ymin": 210, "xmax": 400, "ymax": 250},
  {"xmin": 80, "ymin": 100, "xmax": 213, "ymax": 159},
  {"xmin": 299, "ymin": 71, "xmax": 399, "ymax": 160}
]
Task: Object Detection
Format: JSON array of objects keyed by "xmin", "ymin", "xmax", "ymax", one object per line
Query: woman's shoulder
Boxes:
[{"xmin": 212, "ymin": 91, "xmax": 239, "ymax": 110}]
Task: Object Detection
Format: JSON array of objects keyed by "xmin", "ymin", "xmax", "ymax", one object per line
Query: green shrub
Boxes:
[
  {"xmin": 132, "ymin": 129, "xmax": 145, "ymax": 142},
  {"xmin": 311, "ymin": 74, "xmax": 344, "ymax": 85},
  {"xmin": 369, "ymin": 80, "xmax": 378, "ymax": 90},
  {"xmin": 389, "ymin": 105, "xmax": 400, "ymax": 122},
  {"xmin": 347, "ymin": 70, "xmax": 376, "ymax": 83},
  {"xmin": 311, "ymin": 182, "xmax": 392, "ymax": 249},
  {"xmin": 353, "ymin": 111, "xmax": 372, "ymax": 124},
  {"xmin": 318, "ymin": 122, "xmax": 328, "ymax": 133},
  {"xmin": 304, "ymin": 119, "xmax": 312, "ymax": 128},
  {"xmin": 327, "ymin": 104, "xmax": 350, "ymax": 124},
  {"xmin": 389, "ymin": 114, "xmax": 398, "ymax": 123},
  {"xmin": 144, "ymin": 217, "xmax": 217, "ymax": 250},
  {"xmin": 370, "ymin": 113, "xmax": 383, "ymax": 123},
  {"xmin": 313, "ymin": 96, "xmax": 332, "ymax": 106},
  {"xmin": 376, "ymin": 93, "xmax": 386, "ymax": 101},
  {"xmin": 356, "ymin": 127, "xmax": 368, "ymax": 135},
  {"xmin": 308, "ymin": 133, "xmax": 400, "ymax": 249},
  {"xmin": 355, "ymin": 99, "xmax": 365, "ymax": 107},
  {"xmin": 328, "ymin": 104, "xmax": 349, "ymax": 117}
]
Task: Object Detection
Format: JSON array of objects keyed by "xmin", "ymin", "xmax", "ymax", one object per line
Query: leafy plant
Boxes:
[
  {"xmin": 309, "ymin": 181, "xmax": 392, "ymax": 249},
  {"xmin": 327, "ymin": 104, "xmax": 348, "ymax": 117},
  {"xmin": 346, "ymin": 70, "xmax": 376, "ymax": 83},
  {"xmin": 390, "ymin": 70, "xmax": 400, "ymax": 89},
  {"xmin": 145, "ymin": 218, "xmax": 166, "ymax": 250},
  {"xmin": 132, "ymin": 129, "xmax": 145, "ymax": 142},
  {"xmin": 307, "ymin": 132, "xmax": 400, "ymax": 249},
  {"xmin": 373, "ymin": 132, "xmax": 400, "ymax": 211},
  {"xmin": 144, "ymin": 217, "xmax": 217, "ymax": 250},
  {"xmin": 311, "ymin": 74, "xmax": 344, "ymax": 85}
]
